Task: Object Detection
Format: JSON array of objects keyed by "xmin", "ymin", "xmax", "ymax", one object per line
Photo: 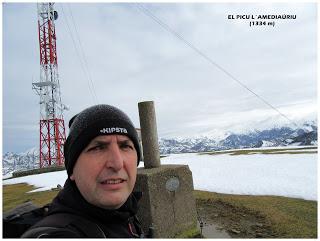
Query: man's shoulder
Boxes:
[{"xmin": 21, "ymin": 212, "xmax": 106, "ymax": 238}]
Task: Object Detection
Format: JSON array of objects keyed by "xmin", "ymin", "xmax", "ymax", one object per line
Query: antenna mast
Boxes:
[{"xmin": 33, "ymin": 2, "xmax": 67, "ymax": 168}]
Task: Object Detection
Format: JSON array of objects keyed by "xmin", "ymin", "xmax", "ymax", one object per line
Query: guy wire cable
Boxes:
[
  {"xmin": 67, "ymin": 3, "xmax": 100, "ymax": 104},
  {"xmin": 60, "ymin": 4, "xmax": 98, "ymax": 104},
  {"xmin": 134, "ymin": 3, "xmax": 298, "ymax": 127}
]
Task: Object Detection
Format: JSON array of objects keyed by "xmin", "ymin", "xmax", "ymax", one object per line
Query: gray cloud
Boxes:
[{"xmin": 2, "ymin": 2, "xmax": 317, "ymax": 152}]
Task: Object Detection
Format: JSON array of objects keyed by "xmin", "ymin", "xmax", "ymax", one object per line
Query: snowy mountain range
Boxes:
[
  {"xmin": 2, "ymin": 148, "xmax": 39, "ymax": 177},
  {"xmin": 159, "ymin": 122, "xmax": 317, "ymax": 154},
  {"xmin": 2, "ymin": 121, "xmax": 317, "ymax": 176}
]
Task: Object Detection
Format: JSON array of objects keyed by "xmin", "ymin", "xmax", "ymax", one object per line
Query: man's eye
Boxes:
[
  {"xmin": 121, "ymin": 143, "xmax": 134, "ymax": 150},
  {"xmin": 87, "ymin": 145, "xmax": 104, "ymax": 152}
]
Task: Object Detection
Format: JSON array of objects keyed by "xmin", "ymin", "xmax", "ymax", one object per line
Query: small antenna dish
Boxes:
[{"xmin": 53, "ymin": 11, "xmax": 58, "ymax": 20}]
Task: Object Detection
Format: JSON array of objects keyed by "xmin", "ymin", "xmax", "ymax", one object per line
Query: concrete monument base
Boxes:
[{"xmin": 134, "ymin": 164, "xmax": 198, "ymax": 238}]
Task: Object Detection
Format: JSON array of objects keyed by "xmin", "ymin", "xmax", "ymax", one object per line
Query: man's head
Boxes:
[{"xmin": 64, "ymin": 104, "xmax": 141, "ymax": 209}]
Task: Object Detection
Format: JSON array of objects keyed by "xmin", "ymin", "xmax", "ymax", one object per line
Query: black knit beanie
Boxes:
[{"xmin": 64, "ymin": 104, "xmax": 141, "ymax": 176}]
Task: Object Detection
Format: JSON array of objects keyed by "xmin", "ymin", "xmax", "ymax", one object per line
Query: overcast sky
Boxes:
[{"xmin": 2, "ymin": 2, "xmax": 317, "ymax": 153}]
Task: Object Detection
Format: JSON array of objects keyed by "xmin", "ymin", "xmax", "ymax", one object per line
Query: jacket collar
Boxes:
[{"xmin": 49, "ymin": 178, "xmax": 141, "ymax": 223}]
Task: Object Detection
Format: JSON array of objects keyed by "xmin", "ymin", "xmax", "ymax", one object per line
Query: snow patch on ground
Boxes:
[
  {"xmin": 3, "ymin": 151, "xmax": 317, "ymax": 201},
  {"xmin": 3, "ymin": 171, "xmax": 68, "ymax": 193},
  {"xmin": 161, "ymin": 153, "xmax": 317, "ymax": 201}
]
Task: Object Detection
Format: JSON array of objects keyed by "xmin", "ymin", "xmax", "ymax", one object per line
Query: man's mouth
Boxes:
[{"xmin": 100, "ymin": 179, "xmax": 125, "ymax": 185}]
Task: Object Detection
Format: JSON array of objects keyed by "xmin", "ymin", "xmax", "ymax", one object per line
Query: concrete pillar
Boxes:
[
  {"xmin": 135, "ymin": 101, "xmax": 198, "ymax": 238},
  {"xmin": 138, "ymin": 101, "xmax": 160, "ymax": 168},
  {"xmin": 135, "ymin": 165, "xmax": 198, "ymax": 238}
]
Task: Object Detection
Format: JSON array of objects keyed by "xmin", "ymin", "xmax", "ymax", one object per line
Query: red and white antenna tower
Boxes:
[{"xmin": 33, "ymin": 3, "xmax": 67, "ymax": 168}]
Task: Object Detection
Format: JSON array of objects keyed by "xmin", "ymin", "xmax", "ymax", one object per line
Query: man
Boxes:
[{"xmin": 22, "ymin": 104, "xmax": 144, "ymax": 238}]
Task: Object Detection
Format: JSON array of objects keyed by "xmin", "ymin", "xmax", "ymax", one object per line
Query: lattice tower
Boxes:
[{"xmin": 33, "ymin": 3, "xmax": 67, "ymax": 168}]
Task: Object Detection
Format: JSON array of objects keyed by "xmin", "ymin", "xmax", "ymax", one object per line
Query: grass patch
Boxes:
[
  {"xmin": 261, "ymin": 151, "xmax": 317, "ymax": 155},
  {"xmin": 174, "ymin": 226, "xmax": 201, "ymax": 238},
  {"xmin": 3, "ymin": 183, "xmax": 59, "ymax": 213},
  {"xmin": 200, "ymin": 146, "xmax": 317, "ymax": 156},
  {"xmin": 2, "ymin": 183, "xmax": 317, "ymax": 238},
  {"xmin": 194, "ymin": 190, "xmax": 317, "ymax": 238}
]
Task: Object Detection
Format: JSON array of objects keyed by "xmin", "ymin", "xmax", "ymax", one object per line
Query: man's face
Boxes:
[{"xmin": 70, "ymin": 134, "xmax": 138, "ymax": 209}]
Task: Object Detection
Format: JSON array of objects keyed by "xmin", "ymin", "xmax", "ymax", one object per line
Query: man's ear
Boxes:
[{"xmin": 70, "ymin": 174, "xmax": 75, "ymax": 181}]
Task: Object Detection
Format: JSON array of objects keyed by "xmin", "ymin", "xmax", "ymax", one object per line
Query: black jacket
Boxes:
[{"xmin": 21, "ymin": 179, "xmax": 143, "ymax": 238}]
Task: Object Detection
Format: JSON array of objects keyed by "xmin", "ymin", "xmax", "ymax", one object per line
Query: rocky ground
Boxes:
[{"xmin": 196, "ymin": 198, "xmax": 277, "ymax": 238}]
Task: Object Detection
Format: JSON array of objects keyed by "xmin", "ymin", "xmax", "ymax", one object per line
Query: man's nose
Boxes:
[{"xmin": 104, "ymin": 143, "xmax": 124, "ymax": 171}]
